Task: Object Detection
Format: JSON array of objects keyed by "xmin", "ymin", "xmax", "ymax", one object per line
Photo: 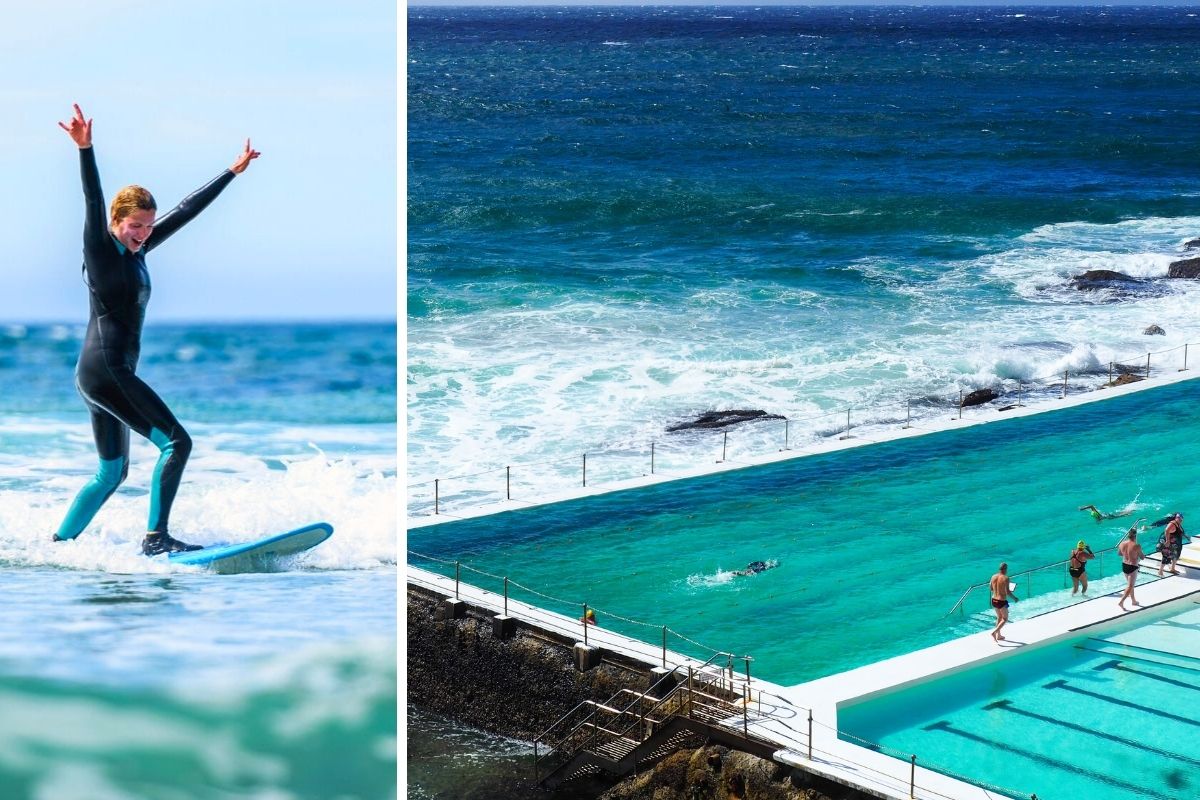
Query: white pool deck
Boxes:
[
  {"xmin": 407, "ymin": 363, "xmax": 1200, "ymax": 798},
  {"xmin": 409, "ymin": 561, "xmax": 1200, "ymax": 800}
]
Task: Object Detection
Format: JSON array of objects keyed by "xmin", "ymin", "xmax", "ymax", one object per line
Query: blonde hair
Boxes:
[{"xmin": 109, "ymin": 185, "xmax": 157, "ymax": 226}]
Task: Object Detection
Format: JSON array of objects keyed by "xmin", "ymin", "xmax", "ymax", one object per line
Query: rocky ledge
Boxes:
[{"xmin": 407, "ymin": 587, "xmax": 864, "ymax": 800}]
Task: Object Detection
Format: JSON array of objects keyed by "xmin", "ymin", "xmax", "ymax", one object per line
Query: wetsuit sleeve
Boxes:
[
  {"xmin": 145, "ymin": 169, "xmax": 236, "ymax": 253},
  {"xmin": 79, "ymin": 147, "xmax": 108, "ymax": 254}
]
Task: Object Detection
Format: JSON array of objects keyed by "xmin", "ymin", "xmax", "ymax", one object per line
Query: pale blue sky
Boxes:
[{"xmin": 4, "ymin": 0, "xmax": 396, "ymax": 322}]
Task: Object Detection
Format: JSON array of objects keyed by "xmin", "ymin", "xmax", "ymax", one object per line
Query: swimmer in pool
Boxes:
[
  {"xmin": 734, "ymin": 560, "xmax": 778, "ymax": 576},
  {"xmin": 1078, "ymin": 504, "xmax": 1132, "ymax": 522},
  {"xmin": 54, "ymin": 104, "xmax": 259, "ymax": 556}
]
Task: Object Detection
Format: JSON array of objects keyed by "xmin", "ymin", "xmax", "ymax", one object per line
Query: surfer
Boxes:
[
  {"xmin": 1078, "ymin": 504, "xmax": 1132, "ymax": 522},
  {"xmin": 734, "ymin": 560, "xmax": 777, "ymax": 577},
  {"xmin": 53, "ymin": 104, "xmax": 259, "ymax": 556}
]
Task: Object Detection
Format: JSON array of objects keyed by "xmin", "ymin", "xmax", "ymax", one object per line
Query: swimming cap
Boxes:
[
  {"xmin": 1077, "ymin": 540, "xmax": 1087, "ymax": 549},
  {"xmin": 585, "ymin": 609, "xmax": 595, "ymax": 619}
]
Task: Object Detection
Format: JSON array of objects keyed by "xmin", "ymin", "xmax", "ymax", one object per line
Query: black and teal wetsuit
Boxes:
[{"xmin": 55, "ymin": 146, "xmax": 235, "ymax": 540}]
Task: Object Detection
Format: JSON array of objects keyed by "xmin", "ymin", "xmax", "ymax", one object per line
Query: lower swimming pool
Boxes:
[
  {"xmin": 408, "ymin": 377, "xmax": 1200, "ymax": 685},
  {"xmin": 838, "ymin": 597, "xmax": 1200, "ymax": 800}
]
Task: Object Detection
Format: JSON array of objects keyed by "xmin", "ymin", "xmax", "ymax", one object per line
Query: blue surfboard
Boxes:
[{"xmin": 168, "ymin": 522, "xmax": 333, "ymax": 573}]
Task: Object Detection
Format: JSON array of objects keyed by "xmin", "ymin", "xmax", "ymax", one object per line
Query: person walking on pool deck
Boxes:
[
  {"xmin": 53, "ymin": 104, "xmax": 259, "ymax": 556},
  {"xmin": 1117, "ymin": 526, "xmax": 1145, "ymax": 610},
  {"xmin": 989, "ymin": 563, "xmax": 1019, "ymax": 643},
  {"xmin": 1157, "ymin": 513, "xmax": 1184, "ymax": 577},
  {"xmin": 1069, "ymin": 540, "xmax": 1094, "ymax": 595}
]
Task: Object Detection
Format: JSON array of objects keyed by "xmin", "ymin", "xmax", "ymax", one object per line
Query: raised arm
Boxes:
[
  {"xmin": 58, "ymin": 104, "xmax": 107, "ymax": 252},
  {"xmin": 147, "ymin": 139, "xmax": 260, "ymax": 252}
]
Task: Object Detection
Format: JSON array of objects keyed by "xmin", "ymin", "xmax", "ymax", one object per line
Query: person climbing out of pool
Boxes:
[
  {"xmin": 1157, "ymin": 513, "xmax": 1185, "ymax": 577},
  {"xmin": 1117, "ymin": 526, "xmax": 1145, "ymax": 611},
  {"xmin": 1068, "ymin": 540, "xmax": 1094, "ymax": 595},
  {"xmin": 734, "ymin": 560, "xmax": 778, "ymax": 576},
  {"xmin": 989, "ymin": 563, "xmax": 1018, "ymax": 643},
  {"xmin": 1078, "ymin": 504, "xmax": 1132, "ymax": 522},
  {"xmin": 53, "ymin": 103, "xmax": 259, "ymax": 556}
]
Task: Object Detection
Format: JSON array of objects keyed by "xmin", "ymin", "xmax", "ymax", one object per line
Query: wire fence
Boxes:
[{"xmin": 408, "ymin": 340, "xmax": 1199, "ymax": 517}]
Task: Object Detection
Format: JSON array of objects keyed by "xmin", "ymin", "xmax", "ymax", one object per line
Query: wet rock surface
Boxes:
[{"xmin": 667, "ymin": 409, "xmax": 785, "ymax": 432}]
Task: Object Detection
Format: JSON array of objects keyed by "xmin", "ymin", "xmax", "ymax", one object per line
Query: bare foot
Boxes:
[{"xmin": 1132, "ymin": 601, "xmax": 1142, "ymax": 607}]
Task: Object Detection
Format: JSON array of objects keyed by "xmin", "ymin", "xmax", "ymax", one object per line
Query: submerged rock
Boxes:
[
  {"xmin": 1167, "ymin": 257, "xmax": 1200, "ymax": 279},
  {"xmin": 1112, "ymin": 373, "xmax": 1145, "ymax": 387},
  {"xmin": 1185, "ymin": 238, "xmax": 1200, "ymax": 250},
  {"xmin": 667, "ymin": 409, "xmax": 785, "ymax": 432},
  {"xmin": 1070, "ymin": 270, "xmax": 1144, "ymax": 290},
  {"xmin": 1144, "ymin": 324, "xmax": 1166, "ymax": 336},
  {"xmin": 960, "ymin": 388, "xmax": 999, "ymax": 407}
]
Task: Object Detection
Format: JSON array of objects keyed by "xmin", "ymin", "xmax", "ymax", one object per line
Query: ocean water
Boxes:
[
  {"xmin": 0, "ymin": 322, "xmax": 396, "ymax": 799},
  {"xmin": 408, "ymin": 4, "xmax": 1200, "ymax": 513}
]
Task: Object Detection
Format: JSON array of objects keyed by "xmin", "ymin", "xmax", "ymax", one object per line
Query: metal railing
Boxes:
[
  {"xmin": 409, "ymin": 340, "xmax": 1200, "ymax": 517},
  {"xmin": 532, "ymin": 652, "xmax": 758, "ymax": 784},
  {"xmin": 947, "ymin": 544, "xmax": 1124, "ymax": 617},
  {"xmin": 407, "ymin": 550, "xmax": 748, "ymax": 667},
  {"xmin": 410, "ymin": 558, "xmax": 1050, "ymax": 799}
]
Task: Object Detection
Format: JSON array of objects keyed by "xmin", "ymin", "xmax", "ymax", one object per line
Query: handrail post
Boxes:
[
  {"xmin": 582, "ymin": 453, "xmax": 587, "ymax": 487},
  {"xmin": 722, "ymin": 431, "xmax": 728, "ymax": 462},
  {"xmin": 1184, "ymin": 343, "xmax": 1190, "ymax": 372},
  {"xmin": 807, "ymin": 709, "xmax": 813, "ymax": 758},
  {"xmin": 533, "ymin": 739, "xmax": 539, "ymax": 782},
  {"xmin": 742, "ymin": 684, "xmax": 749, "ymax": 737},
  {"xmin": 904, "ymin": 398, "xmax": 911, "ymax": 429},
  {"xmin": 434, "ymin": 479, "xmax": 440, "ymax": 515},
  {"xmin": 840, "ymin": 408, "xmax": 851, "ymax": 440},
  {"xmin": 1146, "ymin": 351, "xmax": 1151, "ymax": 379},
  {"xmin": 661, "ymin": 626, "xmax": 668, "ymax": 668},
  {"xmin": 743, "ymin": 655, "xmax": 753, "ymax": 691},
  {"xmin": 455, "ymin": 561, "xmax": 460, "ymax": 600},
  {"xmin": 783, "ymin": 418, "xmax": 790, "ymax": 450},
  {"xmin": 582, "ymin": 603, "xmax": 589, "ymax": 645},
  {"xmin": 1062, "ymin": 369, "xmax": 1068, "ymax": 399},
  {"xmin": 910, "ymin": 754, "xmax": 917, "ymax": 798},
  {"xmin": 688, "ymin": 666, "xmax": 694, "ymax": 717},
  {"xmin": 503, "ymin": 576, "xmax": 509, "ymax": 616},
  {"xmin": 650, "ymin": 442, "xmax": 655, "ymax": 475},
  {"xmin": 1017, "ymin": 379, "xmax": 1023, "ymax": 407},
  {"xmin": 1109, "ymin": 361, "xmax": 1114, "ymax": 386},
  {"xmin": 506, "ymin": 466, "xmax": 511, "ymax": 500},
  {"xmin": 958, "ymin": 389, "xmax": 963, "ymax": 420}
]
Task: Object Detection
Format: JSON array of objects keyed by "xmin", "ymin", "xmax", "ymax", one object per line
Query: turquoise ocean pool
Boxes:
[{"xmin": 409, "ymin": 377, "xmax": 1199, "ymax": 686}]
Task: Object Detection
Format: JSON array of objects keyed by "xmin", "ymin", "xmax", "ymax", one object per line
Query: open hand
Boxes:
[
  {"xmin": 57, "ymin": 103, "xmax": 92, "ymax": 148},
  {"xmin": 230, "ymin": 138, "xmax": 261, "ymax": 174}
]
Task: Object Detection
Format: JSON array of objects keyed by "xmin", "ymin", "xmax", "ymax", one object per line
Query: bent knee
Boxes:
[
  {"xmin": 96, "ymin": 456, "xmax": 128, "ymax": 489},
  {"xmin": 150, "ymin": 426, "xmax": 192, "ymax": 459}
]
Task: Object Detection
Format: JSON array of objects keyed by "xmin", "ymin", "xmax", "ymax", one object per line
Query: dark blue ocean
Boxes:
[
  {"xmin": 408, "ymin": 4, "xmax": 1200, "ymax": 514},
  {"xmin": 408, "ymin": 5, "xmax": 1200, "ymax": 796},
  {"xmin": 0, "ymin": 322, "xmax": 396, "ymax": 799}
]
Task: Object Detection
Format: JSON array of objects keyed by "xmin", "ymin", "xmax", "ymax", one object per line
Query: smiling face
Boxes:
[
  {"xmin": 109, "ymin": 185, "xmax": 157, "ymax": 254},
  {"xmin": 112, "ymin": 208, "xmax": 156, "ymax": 253}
]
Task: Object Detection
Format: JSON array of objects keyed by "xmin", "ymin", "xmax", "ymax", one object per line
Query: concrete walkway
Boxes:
[{"xmin": 408, "ymin": 564, "xmax": 1200, "ymax": 799}]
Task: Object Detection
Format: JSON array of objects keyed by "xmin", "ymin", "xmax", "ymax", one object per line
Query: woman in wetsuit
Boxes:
[{"xmin": 54, "ymin": 104, "xmax": 259, "ymax": 555}]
